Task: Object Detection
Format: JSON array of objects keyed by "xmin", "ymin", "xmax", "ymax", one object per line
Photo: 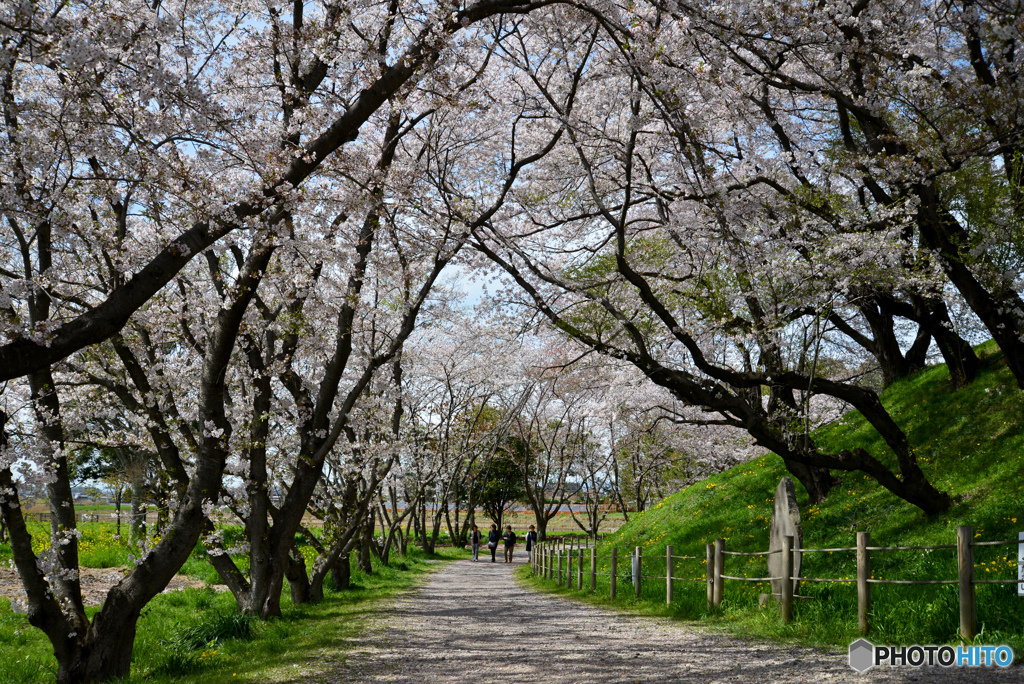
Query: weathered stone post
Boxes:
[
  {"xmin": 856, "ymin": 532, "xmax": 871, "ymax": 635},
  {"xmin": 768, "ymin": 477, "xmax": 803, "ymax": 607}
]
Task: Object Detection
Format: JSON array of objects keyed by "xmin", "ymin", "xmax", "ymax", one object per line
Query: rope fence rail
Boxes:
[
  {"xmin": 721, "ymin": 549, "xmax": 776, "ymax": 556},
  {"xmin": 720, "ymin": 575, "xmax": 777, "ymax": 582},
  {"xmin": 529, "ymin": 524, "xmax": 1021, "ymax": 642},
  {"xmin": 864, "ymin": 544, "xmax": 956, "ymax": 551},
  {"xmin": 866, "ymin": 579, "xmax": 959, "ymax": 585}
]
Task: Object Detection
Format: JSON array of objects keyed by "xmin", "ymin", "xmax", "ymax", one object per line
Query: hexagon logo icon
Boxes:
[{"xmin": 849, "ymin": 639, "xmax": 875, "ymax": 673}]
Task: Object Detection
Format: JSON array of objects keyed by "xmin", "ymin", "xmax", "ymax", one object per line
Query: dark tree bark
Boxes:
[
  {"xmin": 865, "ymin": 292, "xmax": 980, "ymax": 389},
  {"xmin": 859, "ymin": 298, "xmax": 912, "ymax": 386},
  {"xmin": 330, "ymin": 555, "xmax": 351, "ymax": 591},
  {"xmin": 779, "ymin": 457, "xmax": 837, "ymax": 505},
  {"xmin": 908, "ymin": 294, "xmax": 979, "ymax": 389},
  {"xmin": 358, "ymin": 511, "xmax": 374, "ymax": 574},
  {"xmin": 286, "ymin": 547, "xmax": 309, "ymax": 605},
  {"xmin": 113, "ymin": 487, "xmax": 123, "ymax": 538}
]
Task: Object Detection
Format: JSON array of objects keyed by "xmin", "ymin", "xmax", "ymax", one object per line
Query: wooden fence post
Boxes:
[
  {"xmin": 567, "ymin": 540, "xmax": 573, "ymax": 587},
  {"xmin": 578, "ymin": 547, "xmax": 584, "ymax": 590},
  {"xmin": 781, "ymin": 535, "xmax": 794, "ymax": 623},
  {"xmin": 549, "ymin": 544, "xmax": 554, "ymax": 580},
  {"xmin": 706, "ymin": 543, "xmax": 714, "ymax": 608},
  {"xmin": 856, "ymin": 531, "xmax": 871, "ymax": 635},
  {"xmin": 630, "ymin": 548, "xmax": 638, "ymax": 593},
  {"xmin": 713, "ymin": 538, "xmax": 724, "ymax": 608},
  {"xmin": 610, "ymin": 547, "xmax": 617, "ymax": 599},
  {"xmin": 558, "ymin": 549, "xmax": 563, "ymax": 587},
  {"xmin": 957, "ymin": 525, "xmax": 976, "ymax": 641},
  {"xmin": 590, "ymin": 546, "xmax": 597, "ymax": 590},
  {"xmin": 542, "ymin": 544, "xmax": 548, "ymax": 579},
  {"xmin": 666, "ymin": 545, "xmax": 674, "ymax": 605}
]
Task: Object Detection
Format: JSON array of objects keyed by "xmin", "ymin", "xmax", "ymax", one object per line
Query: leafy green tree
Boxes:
[{"xmin": 473, "ymin": 451, "xmax": 526, "ymax": 530}]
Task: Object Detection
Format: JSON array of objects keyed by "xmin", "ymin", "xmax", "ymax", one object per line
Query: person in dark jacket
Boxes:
[
  {"xmin": 503, "ymin": 525, "xmax": 517, "ymax": 563},
  {"xmin": 471, "ymin": 525, "xmax": 481, "ymax": 561},
  {"xmin": 524, "ymin": 525, "xmax": 537, "ymax": 555},
  {"xmin": 487, "ymin": 524, "xmax": 500, "ymax": 563}
]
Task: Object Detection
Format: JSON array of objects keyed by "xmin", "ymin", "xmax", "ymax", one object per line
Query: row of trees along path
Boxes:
[{"xmin": 316, "ymin": 555, "xmax": 1013, "ymax": 683}]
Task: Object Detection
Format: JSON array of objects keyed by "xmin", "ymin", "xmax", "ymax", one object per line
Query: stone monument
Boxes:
[{"xmin": 767, "ymin": 476, "xmax": 802, "ymax": 600}]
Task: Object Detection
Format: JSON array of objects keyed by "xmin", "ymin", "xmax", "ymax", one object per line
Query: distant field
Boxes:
[
  {"xmin": 12, "ymin": 503, "xmax": 628, "ymax": 542},
  {"xmin": 494, "ymin": 510, "xmax": 625, "ymax": 535}
]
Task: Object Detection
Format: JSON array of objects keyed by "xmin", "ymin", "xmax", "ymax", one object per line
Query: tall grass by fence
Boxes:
[{"xmin": 530, "ymin": 526, "xmax": 1023, "ymax": 641}]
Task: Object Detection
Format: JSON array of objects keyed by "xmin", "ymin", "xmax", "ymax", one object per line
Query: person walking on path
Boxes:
[
  {"xmin": 471, "ymin": 525, "xmax": 481, "ymax": 561},
  {"xmin": 524, "ymin": 525, "xmax": 537, "ymax": 555},
  {"xmin": 487, "ymin": 524, "xmax": 500, "ymax": 563},
  {"xmin": 503, "ymin": 525, "xmax": 517, "ymax": 563}
]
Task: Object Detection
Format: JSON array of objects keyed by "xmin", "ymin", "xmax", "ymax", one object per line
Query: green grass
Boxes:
[
  {"xmin": 1, "ymin": 520, "xmax": 136, "ymax": 569},
  {"xmin": 0, "ymin": 546, "xmax": 467, "ymax": 684},
  {"xmin": 521, "ymin": 341, "xmax": 1024, "ymax": 654}
]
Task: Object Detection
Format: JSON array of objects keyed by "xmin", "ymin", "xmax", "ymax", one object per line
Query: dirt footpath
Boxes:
[{"xmin": 317, "ymin": 552, "xmax": 1018, "ymax": 683}]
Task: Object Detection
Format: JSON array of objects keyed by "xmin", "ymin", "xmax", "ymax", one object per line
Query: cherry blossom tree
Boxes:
[
  {"xmin": 657, "ymin": 0, "xmax": 1024, "ymax": 385},
  {"xmin": 470, "ymin": 8, "xmax": 955, "ymax": 512},
  {"xmin": 0, "ymin": 2, "xmax": 569, "ymax": 680}
]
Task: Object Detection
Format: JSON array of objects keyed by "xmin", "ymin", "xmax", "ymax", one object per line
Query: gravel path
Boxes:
[{"xmin": 319, "ymin": 552, "xmax": 1020, "ymax": 683}]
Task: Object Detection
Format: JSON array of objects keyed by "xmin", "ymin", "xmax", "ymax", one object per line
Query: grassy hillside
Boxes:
[{"xmin": 523, "ymin": 342, "xmax": 1024, "ymax": 651}]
